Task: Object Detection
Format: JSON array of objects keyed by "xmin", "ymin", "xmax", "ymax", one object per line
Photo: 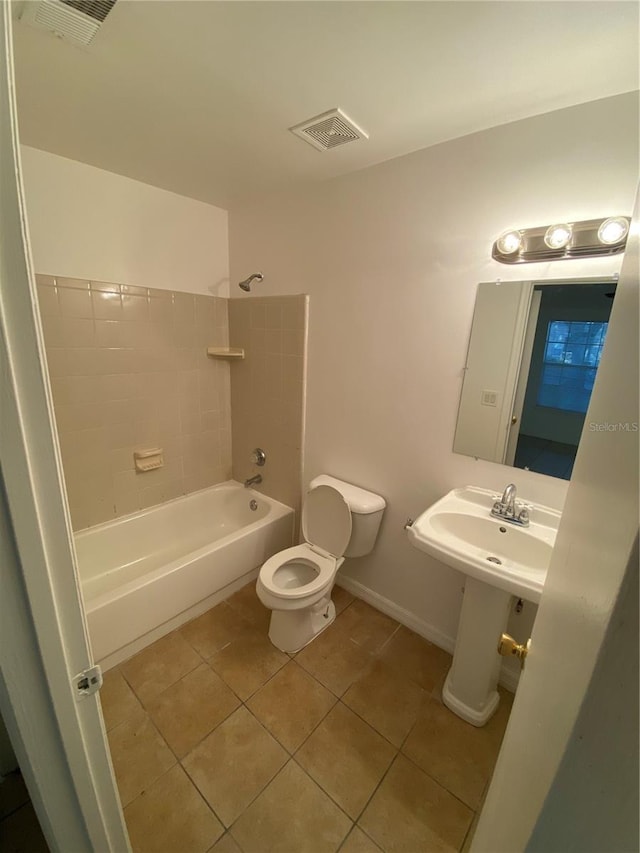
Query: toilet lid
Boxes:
[{"xmin": 302, "ymin": 485, "xmax": 352, "ymax": 558}]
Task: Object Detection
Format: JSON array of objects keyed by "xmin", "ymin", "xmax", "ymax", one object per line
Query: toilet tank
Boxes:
[{"xmin": 309, "ymin": 475, "xmax": 386, "ymax": 558}]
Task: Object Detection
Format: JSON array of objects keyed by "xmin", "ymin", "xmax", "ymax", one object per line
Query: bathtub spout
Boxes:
[{"xmin": 244, "ymin": 474, "xmax": 263, "ymax": 488}]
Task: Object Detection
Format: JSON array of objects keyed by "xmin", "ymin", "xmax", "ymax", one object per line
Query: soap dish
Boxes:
[{"xmin": 134, "ymin": 448, "xmax": 164, "ymax": 472}]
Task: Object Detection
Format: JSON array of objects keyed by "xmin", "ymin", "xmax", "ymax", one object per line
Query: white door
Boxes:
[
  {"xmin": 503, "ymin": 290, "xmax": 540, "ymax": 466},
  {"xmin": 472, "ymin": 197, "xmax": 639, "ymax": 850},
  {"xmin": 0, "ymin": 6, "xmax": 129, "ymax": 851}
]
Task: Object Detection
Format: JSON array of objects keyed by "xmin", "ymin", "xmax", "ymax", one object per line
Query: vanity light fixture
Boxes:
[
  {"xmin": 544, "ymin": 223, "xmax": 572, "ymax": 250},
  {"xmin": 496, "ymin": 230, "xmax": 523, "ymax": 255},
  {"xmin": 597, "ymin": 216, "xmax": 629, "ymax": 245},
  {"xmin": 492, "ymin": 216, "xmax": 631, "ymax": 264}
]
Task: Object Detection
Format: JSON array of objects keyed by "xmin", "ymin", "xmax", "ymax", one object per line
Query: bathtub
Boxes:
[{"xmin": 75, "ymin": 481, "xmax": 294, "ymax": 667}]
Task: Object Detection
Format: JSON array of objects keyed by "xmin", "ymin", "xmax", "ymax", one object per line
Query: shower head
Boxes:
[{"xmin": 238, "ymin": 272, "xmax": 264, "ymax": 292}]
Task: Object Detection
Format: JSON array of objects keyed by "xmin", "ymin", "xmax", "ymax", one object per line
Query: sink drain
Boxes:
[{"xmin": 486, "ymin": 555, "xmax": 502, "ymax": 565}]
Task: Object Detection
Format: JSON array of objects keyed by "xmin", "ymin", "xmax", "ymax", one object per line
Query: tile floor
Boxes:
[
  {"xmin": 0, "ymin": 771, "xmax": 49, "ymax": 853},
  {"xmin": 101, "ymin": 583, "xmax": 512, "ymax": 853},
  {"xmin": 514, "ymin": 433, "xmax": 577, "ymax": 480}
]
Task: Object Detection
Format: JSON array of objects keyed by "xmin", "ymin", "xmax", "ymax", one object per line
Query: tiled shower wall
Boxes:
[
  {"xmin": 229, "ymin": 296, "xmax": 307, "ymax": 518},
  {"xmin": 36, "ymin": 275, "xmax": 232, "ymax": 530}
]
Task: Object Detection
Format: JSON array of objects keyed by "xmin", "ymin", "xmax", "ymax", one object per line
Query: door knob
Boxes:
[
  {"xmin": 498, "ymin": 633, "xmax": 530, "ymax": 669},
  {"xmin": 511, "ymin": 415, "xmax": 518, "ymax": 425}
]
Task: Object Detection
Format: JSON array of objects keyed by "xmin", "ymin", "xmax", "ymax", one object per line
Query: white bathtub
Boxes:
[{"xmin": 75, "ymin": 481, "xmax": 294, "ymax": 666}]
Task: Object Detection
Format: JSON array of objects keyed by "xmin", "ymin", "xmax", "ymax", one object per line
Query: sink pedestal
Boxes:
[{"xmin": 442, "ymin": 577, "xmax": 512, "ymax": 727}]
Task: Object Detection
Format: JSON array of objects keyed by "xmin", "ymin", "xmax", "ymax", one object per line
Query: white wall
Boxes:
[
  {"xmin": 20, "ymin": 146, "xmax": 229, "ymax": 296},
  {"xmin": 229, "ymin": 93, "xmax": 639, "ymax": 655}
]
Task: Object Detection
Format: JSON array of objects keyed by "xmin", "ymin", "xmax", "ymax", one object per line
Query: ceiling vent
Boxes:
[
  {"xmin": 289, "ymin": 108, "xmax": 369, "ymax": 152},
  {"xmin": 20, "ymin": 0, "xmax": 117, "ymax": 46}
]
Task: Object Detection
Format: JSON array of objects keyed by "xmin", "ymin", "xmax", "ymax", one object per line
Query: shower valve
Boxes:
[{"xmin": 251, "ymin": 448, "xmax": 267, "ymax": 466}]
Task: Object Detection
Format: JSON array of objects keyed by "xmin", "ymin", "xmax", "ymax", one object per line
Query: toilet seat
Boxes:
[
  {"xmin": 258, "ymin": 544, "xmax": 337, "ymax": 600},
  {"xmin": 258, "ymin": 485, "xmax": 352, "ymax": 602}
]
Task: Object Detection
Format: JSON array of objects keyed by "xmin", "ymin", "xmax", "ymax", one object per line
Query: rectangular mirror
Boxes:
[{"xmin": 454, "ymin": 277, "xmax": 616, "ymax": 479}]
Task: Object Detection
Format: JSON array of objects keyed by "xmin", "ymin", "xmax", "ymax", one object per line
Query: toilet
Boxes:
[{"xmin": 256, "ymin": 474, "xmax": 386, "ymax": 653}]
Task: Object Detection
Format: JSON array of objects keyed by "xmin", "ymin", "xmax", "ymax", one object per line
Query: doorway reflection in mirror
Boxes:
[{"xmin": 454, "ymin": 279, "xmax": 616, "ymax": 480}]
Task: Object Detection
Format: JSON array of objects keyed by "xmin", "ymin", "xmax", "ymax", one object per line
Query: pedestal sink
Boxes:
[{"xmin": 407, "ymin": 486, "xmax": 560, "ymax": 726}]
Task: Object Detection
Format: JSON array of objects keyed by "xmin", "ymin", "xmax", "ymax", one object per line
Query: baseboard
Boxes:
[
  {"xmin": 335, "ymin": 576, "xmax": 520, "ymax": 694},
  {"xmin": 498, "ymin": 662, "xmax": 521, "ymax": 693},
  {"xmin": 335, "ymin": 576, "xmax": 456, "ymax": 654}
]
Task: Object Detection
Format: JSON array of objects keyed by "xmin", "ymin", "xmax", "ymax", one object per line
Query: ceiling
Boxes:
[{"xmin": 12, "ymin": 1, "xmax": 639, "ymax": 209}]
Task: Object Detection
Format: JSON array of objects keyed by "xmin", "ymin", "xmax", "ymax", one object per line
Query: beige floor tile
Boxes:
[
  {"xmin": 332, "ymin": 585, "xmax": 354, "ymax": 615},
  {"xmin": 231, "ymin": 760, "xmax": 351, "ymax": 853},
  {"xmin": 402, "ymin": 694, "xmax": 509, "ymax": 810},
  {"xmin": 226, "ymin": 581, "xmax": 271, "ymax": 632},
  {"xmin": 336, "ymin": 600, "xmax": 399, "ymax": 654},
  {"xmin": 121, "ymin": 632, "xmax": 202, "ymax": 706},
  {"xmin": 100, "ymin": 668, "xmax": 144, "ymax": 731},
  {"xmin": 107, "ymin": 714, "xmax": 176, "ymax": 806},
  {"xmin": 295, "ymin": 619, "xmax": 373, "ymax": 696},
  {"xmin": 124, "ymin": 764, "xmax": 223, "ymax": 853},
  {"xmin": 295, "ymin": 703, "xmax": 395, "ymax": 820},
  {"xmin": 181, "ymin": 602, "xmax": 253, "ymax": 659},
  {"xmin": 343, "ymin": 659, "xmax": 426, "ymax": 747},
  {"xmin": 147, "ymin": 664, "xmax": 240, "ymax": 757},
  {"xmin": 379, "ymin": 626, "xmax": 452, "ymax": 692},
  {"xmin": 183, "ymin": 706, "xmax": 287, "ymax": 827},
  {"xmin": 359, "ymin": 754, "xmax": 473, "ymax": 853},
  {"xmin": 209, "ymin": 627, "xmax": 288, "ymax": 700},
  {"xmin": 209, "ymin": 833, "xmax": 242, "ymax": 853},
  {"xmin": 340, "ymin": 826, "xmax": 382, "ymax": 852},
  {"xmin": 246, "ymin": 660, "xmax": 337, "ymax": 752}
]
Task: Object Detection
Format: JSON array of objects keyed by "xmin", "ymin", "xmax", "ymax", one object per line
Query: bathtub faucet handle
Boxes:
[{"xmin": 251, "ymin": 448, "xmax": 267, "ymax": 467}]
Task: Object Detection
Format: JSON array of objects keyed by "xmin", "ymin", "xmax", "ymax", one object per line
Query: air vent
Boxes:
[
  {"xmin": 289, "ymin": 108, "xmax": 369, "ymax": 152},
  {"xmin": 20, "ymin": 0, "xmax": 117, "ymax": 45}
]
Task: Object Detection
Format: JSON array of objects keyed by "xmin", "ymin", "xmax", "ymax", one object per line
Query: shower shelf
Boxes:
[{"xmin": 206, "ymin": 347, "xmax": 245, "ymax": 360}]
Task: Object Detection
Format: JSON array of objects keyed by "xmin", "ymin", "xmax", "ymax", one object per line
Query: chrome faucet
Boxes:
[
  {"xmin": 502, "ymin": 483, "xmax": 517, "ymax": 515},
  {"xmin": 244, "ymin": 474, "xmax": 263, "ymax": 488},
  {"xmin": 491, "ymin": 483, "xmax": 530, "ymax": 527}
]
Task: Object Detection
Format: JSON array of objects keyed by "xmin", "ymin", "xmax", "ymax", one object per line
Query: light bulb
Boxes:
[
  {"xmin": 597, "ymin": 217, "xmax": 629, "ymax": 245},
  {"xmin": 544, "ymin": 224, "xmax": 572, "ymax": 250},
  {"xmin": 496, "ymin": 230, "xmax": 522, "ymax": 255}
]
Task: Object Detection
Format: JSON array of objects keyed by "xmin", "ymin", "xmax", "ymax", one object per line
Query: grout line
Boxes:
[
  {"xmin": 347, "ymin": 824, "xmax": 383, "ymax": 852},
  {"xmin": 220, "ymin": 753, "xmax": 288, "ymax": 833},
  {"xmin": 0, "ymin": 796, "xmax": 33, "ymax": 825},
  {"xmin": 179, "ymin": 758, "xmax": 229, "ymax": 835},
  {"xmin": 375, "ymin": 622, "xmax": 401, "ymax": 656},
  {"xmin": 336, "ymin": 695, "xmax": 405, "ymax": 754},
  {"xmin": 175, "ymin": 697, "xmax": 242, "ymax": 763},
  {"xmin": 289, "ymin": 755, "xmax": 355, "ymax": 824},
  {"xmin": 244, "ymin": 673, "xmax": 338, "ymax": 758},
  {"xmin": 398, "ymin": 747, "xmax": 480, "ymax": 814}
]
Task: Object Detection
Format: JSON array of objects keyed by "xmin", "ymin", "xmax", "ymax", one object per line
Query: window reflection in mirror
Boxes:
[{"xmin": 454, "ymin": 279, "xmax": 616, "ymax": 480}]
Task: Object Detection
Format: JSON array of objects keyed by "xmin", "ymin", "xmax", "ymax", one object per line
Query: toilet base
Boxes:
[{"xmin": 268, "ymin": 596, "xmax": 336, "ymax": 653}]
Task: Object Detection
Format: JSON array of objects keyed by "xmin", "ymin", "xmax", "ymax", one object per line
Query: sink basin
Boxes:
[
  {"xmin": 407, "ymin": 486, "xmax": 560, "ymax": 602},
  {"xmin": 407, "ymin": 486, "xmax": 562, "ymax": 726}
]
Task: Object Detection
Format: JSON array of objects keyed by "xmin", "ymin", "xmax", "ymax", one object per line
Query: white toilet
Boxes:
[{"xmin": 256, "ymin": 474, "xmax": 386, "ymax": 653}]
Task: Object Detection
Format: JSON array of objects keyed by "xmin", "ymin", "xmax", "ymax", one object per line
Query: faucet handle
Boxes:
[{"xmin": 251, "ymin": 448, "xmax": 266, "ymax": 467}]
